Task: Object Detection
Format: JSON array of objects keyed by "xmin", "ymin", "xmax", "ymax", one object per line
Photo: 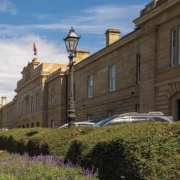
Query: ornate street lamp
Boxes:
[{"xmin": 64, "ymin": 27, "xmax": 81, "ymax": 126}]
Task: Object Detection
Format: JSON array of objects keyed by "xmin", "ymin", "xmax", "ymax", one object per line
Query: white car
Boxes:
[{"xmin": 59, "ymin": 122, "xmax": 95, "ymax": 128}]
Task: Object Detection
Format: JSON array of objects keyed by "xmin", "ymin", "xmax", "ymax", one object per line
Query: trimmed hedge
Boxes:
[{"xmin": 0, "ymin": 122, "xmax": 180, "ymax": 180}]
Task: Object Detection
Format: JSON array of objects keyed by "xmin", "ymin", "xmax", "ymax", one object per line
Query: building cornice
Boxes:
[{"xmin": 134, "ymin": 0, "xmax": 180, "ymax": 26}]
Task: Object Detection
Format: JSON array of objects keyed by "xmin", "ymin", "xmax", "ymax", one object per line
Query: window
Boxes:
[
  {"xmin": 22, "ymin": 101, "xmax": 25, "ymax": 115},
  {"xmin": 31, "ymin": 97, "xmax": 34, "ymax": 112},
  {"xmin": 178, "ymin": 26, "xmax": 180, "ymax": 64},
  {"xmin": 136, "ymin": 54, "xmax": 140, "ymax": 84},
  {"xmin": 36, "ymin": 94, "xmax": 40, "ymax": 110},
  {"xmin": 36, "ymin": 122, "xmax": 40, "ymax": 127},
  {"xmin": 135, "ymin": 104, "xmax": 140, "ymax": 113},
  {"xmin": 26, "ymin": 99, "xmax": 29, "ymax": 113},
  {"xmin": 106, "ymin": 116, "xmax": 130, "ymax": 126},
  {"xmin": 110, "ymin": 65, "xmax": 116, "ymax": 92},
  {"xmin": 18, "ymin": 103, "xmax": 21, "ymax": 116},
  {"xmin": 88, "ymin": 75, "xmax": 93, "ymax": 98},
  {"xmin": 51, "ymin": 89, "xmax": 55, "ymax": 106},
  {"xmin": 87, "ymin": 114, "xmax": 93, "ymax": 121},
  {"xmin": 108, "ymin": 110, "xmax": 115, "ymax": 117},
  {"xmin": 31, "ymin": 123, "xmax": 34, "ymax": 128},
  {"xmin": 51, "ymin": 120, "xmax": 55, "ymax": 128},
  {"xmin": 171, "ymin": 29, "xmax": 176, "ymax": 66},
  {"xmin": 151, "ymin": 117, "xmax": 169, "ymax": 122}
]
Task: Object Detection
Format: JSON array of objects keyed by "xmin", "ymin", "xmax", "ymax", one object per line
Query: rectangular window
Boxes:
[
  {"xmin": 171, "ymin": 29, "xmax": 176, "ymax": 66},
  {"xmin": 110, "ymin": 65, "xmax": 116, "ymax": 92},
  {"xmin": 18, "ymin": 103, "xmax": 21, "ymax": 116},
  {"xmin": 136, "ymin": 54, "xmax": 140, "ymax": 84},
  {"xmin": 135, "ymin": 104, "xmax": 140, "ymax": 113},
  {"xmin": 108, "ymin": 110, "xmax": 115, "ymax": 117},
  {"xmin": 88, "ymin": 75, "xmax": 93, "ymax": 98},
  {"xmin": 87, "ymin": 114, "xmax": 93, "ymax": 121},
  {"xmin": 51, "ymin": 89, "xmax": 55, "ymax": 106},
  {"xmin": 22, "ymin": 101, "xmax": 25, "ymax": 115},
  {"xmin": 31, "ymin": 97, "xmax": 34, "ymax": 112},
  {"xmin": 178, "ymin": 27, "xmax": 180, "ymax": 64},
  {"xmin": 26, "ymin": 99, "xmax": 29, "ymax": 113},
  {"xmin": 36, "ymin": 95, "xmax": 40, "ymax": 110}
]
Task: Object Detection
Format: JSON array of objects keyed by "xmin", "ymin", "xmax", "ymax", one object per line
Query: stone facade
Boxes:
[{"xmin": 1, "ymin": 0, "xmax": 180, "ymax": 129}]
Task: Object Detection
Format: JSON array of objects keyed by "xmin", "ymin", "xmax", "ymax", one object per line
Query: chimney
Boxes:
[
  {"xmin": 105, "ymin": 29, "xmax": 121, "ymax": 46},
  {"xmin": 74, "ymin": 50, "xmax": 90, "ymax": 64},
  {"xmin": 1, "ymin": 97, "xmax": 7, "ymax": 106}
]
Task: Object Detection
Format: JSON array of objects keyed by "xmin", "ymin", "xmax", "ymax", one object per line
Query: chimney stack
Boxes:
[
  {"xmin": 105, "ymin": 29, "xmax": 121, "ymax": 46},
  {"xmin": 74, "ymin": 50, "xmax": 90, "ymax": 64},
  {"xmin": 1, "ymin": 97, "xmax": 7, "ymax": 106}
]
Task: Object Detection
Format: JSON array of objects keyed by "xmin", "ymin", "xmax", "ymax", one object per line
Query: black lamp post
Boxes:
[{"xmin": 64, "ymin": 27, "xmax": 81, "ymax": 126}]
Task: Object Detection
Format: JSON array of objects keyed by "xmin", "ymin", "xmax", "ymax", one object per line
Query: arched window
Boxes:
[
  {"xmin": 22, "ymin": 125, "xmax": 25, "ymax": 128},
  {"xmin": 36, "ymin": 122, "xmax": 40, "ymax": 127},
  {"xmin": 31, "ymin": 123, "xmax": 34, "ymax": 128},
  {"xmin": 19, "ymin": 125, "xmax": 21, "ymax": 128},
  {"xmin": 26, "ymin": 124, "xmax": 29, "ymax": 128},
  {"xmin": 51, "ymin": 89, "xmax": 55, "ymax": 106},
  {"xmin": 51, "ymin": 120, "xmax": 55, "ymax": 129}
]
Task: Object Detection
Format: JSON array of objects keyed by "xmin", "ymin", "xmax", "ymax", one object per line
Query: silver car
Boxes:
[
  {"xmin": 94, "ymin": 112, "xmax": 174, "ymax": 127},
  {"xmin": 60, "ymin": 122, "xmax": 95, "ymax": 128}
]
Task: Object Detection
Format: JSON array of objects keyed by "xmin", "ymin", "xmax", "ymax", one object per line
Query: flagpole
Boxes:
[{"xmin": 38, "ymin": 35, "xmax": 39, "ymax": 61}]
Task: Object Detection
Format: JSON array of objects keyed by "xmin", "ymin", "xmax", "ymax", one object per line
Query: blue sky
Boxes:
[{"xmin": 0, "ymin": 0, "xmax": 151, "ymax": 101}]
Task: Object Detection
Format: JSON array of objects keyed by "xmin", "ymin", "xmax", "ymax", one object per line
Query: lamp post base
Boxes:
[{"xmin": 67, "ymin": 110, "xmax": 76, "ymax": 127}]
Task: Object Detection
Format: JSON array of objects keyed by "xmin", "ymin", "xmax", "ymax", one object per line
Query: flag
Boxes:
[{"xmin": 33, "ymin": 43, "xmax": 37, "ymax": 56}]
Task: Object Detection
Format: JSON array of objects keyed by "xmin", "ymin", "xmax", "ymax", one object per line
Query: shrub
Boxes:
[
  {"xmin": 65, "ymin": 122, "xmax": 180, "ymax": 180},
  {"xmin": 0, "ymin": 123, "xmax": 180, "ymax": 180}
]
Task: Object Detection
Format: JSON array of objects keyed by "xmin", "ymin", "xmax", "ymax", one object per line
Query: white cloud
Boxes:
[
  {"xmin": 0, "ymin": 4, "xmax": 144, "ymax": 36},
  {"xmin": 0, "ymin": 35, "xmax": 68, "ymax": 102},
  {"xmin": 0, "ymin": 0, "xmax": 18, "ymax": 15},
  {"xmin": 0, "ymin": 4, "xmax": 144, "ymax": 102}
]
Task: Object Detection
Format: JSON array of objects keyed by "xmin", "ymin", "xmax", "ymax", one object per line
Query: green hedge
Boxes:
[{"xmin": 0, "ymin": 122, "xmax": 180, "ymax": 180}]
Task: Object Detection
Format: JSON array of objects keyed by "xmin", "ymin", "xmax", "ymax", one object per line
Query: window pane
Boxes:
[
  {"xmin": 88, "ymin": 75, "xmax": 93, "ymax": 98},
  {"xmin": 110, "ymin": 66, "xmax": 116, "ymax": 91},
  {"xmin": 178, "ymin": 27, "xmax": 180, "ymax": 64},
  {"xmin": 136, "ymin": 54, "xmax": 140, "ymax": 84},
  {"xmin": 106, "ymin": 117, "xmax": 130, "ymax": 126},
  {"xmin": 151, "ymin": 117, "xmax": 168, "ymax": 122},
  {"xmin": 171, "ymin": 29, "xmax": 176, "ymax": 66}
]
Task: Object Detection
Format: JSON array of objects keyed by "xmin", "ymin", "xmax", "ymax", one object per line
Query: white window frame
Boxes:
[
  {"xmin": 109, "ymin": 65, "xmax": 116, "ymax": 92},
  {"xmin": 136, "ymin": 54, "xmax": 140, "ymax": 84},
  {"xmin": 171, "ymin": 29, "xmax": 176, "ymax": 67},
  {"xmin": 88, "ymin": 75, "xmax": 93, "ymax": 98}
]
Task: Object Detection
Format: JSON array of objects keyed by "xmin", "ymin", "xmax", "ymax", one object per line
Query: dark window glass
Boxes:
[{"xmin": 151, "ymin": 117, "xmax": 168, "ymax": 122}]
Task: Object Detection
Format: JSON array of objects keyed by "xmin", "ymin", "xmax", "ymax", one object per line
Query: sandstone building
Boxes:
[{"xmin": 1, "ymin": 0, "xmax": 180, "ymax": 129}]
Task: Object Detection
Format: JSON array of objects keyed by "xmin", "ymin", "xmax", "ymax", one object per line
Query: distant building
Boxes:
[{"xmin": 1, "ymin": 0, "xmax": 180, "ymax": 129}]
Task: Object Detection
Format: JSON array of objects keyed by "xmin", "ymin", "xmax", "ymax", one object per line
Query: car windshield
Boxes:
[{"xmin": 94, "ymin": 117, "xmax": 115, "ymax": 127}]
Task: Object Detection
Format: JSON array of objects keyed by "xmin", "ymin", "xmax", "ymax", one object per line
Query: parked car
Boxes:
[
  {"xmin": 59, "ymin": 122, "xmax": 95, "ymax": 128},
  {"xmin": 0, "ymin": 128, "xmax": 8, "ymax": 131},
  {"xmin": 94, "ymin": 112, "xmax": 174, "ymax": 127}
]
